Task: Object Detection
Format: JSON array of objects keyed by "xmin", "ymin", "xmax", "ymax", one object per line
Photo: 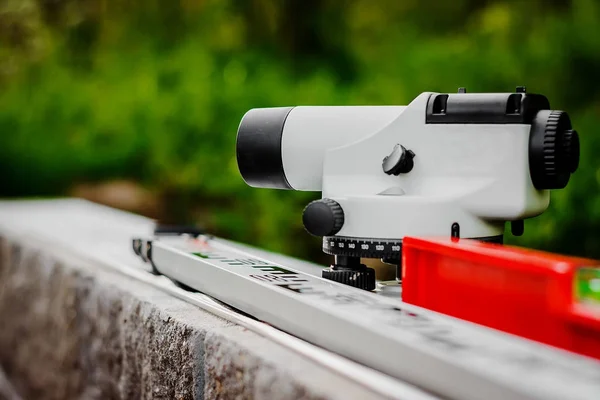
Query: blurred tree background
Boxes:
[{"xmin": 0, "ymin": 0, "xmax": 599, "ymax": 263}]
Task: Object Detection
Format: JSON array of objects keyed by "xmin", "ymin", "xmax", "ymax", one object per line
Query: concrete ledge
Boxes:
[{"xmin": 0, "ymin": 200, "xmax": 388, "ymax": 400}]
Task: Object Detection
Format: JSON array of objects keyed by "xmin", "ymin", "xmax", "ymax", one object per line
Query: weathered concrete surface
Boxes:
[
  {"xmin": 0, "ymin": 236, "xmax": 204, "ymax": 399},
  {"xmin": 0, "ymin": 363, "xmax": 21, "ymax": 400},
  {"xmin": 0, "ymin": 200, "xmax": 389, "ymax": 400}
]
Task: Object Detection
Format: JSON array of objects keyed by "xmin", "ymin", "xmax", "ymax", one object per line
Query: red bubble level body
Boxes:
[{"xmin": 402, "ymin": 237, "xmax": 600, "ymax": 360}]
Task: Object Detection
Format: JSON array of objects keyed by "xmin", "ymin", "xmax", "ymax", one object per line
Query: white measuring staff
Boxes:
[{"xmin": 151, "ymin": 235, "xmax": 600, "ymax": 400}]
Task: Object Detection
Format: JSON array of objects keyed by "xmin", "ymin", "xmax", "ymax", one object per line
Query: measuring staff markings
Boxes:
[{"xmin": 193, "ymin": 251, "xmax": 312, "ymax": 290}]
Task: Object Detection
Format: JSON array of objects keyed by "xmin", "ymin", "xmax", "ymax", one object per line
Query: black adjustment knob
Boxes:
[
  {"xmin": 529, "ymin": 110, "xmax": 580, "ymax": 189},
  {"xmin": 563, "ymin": 129, "xmax": 580, "ymax": 173},
  {"xmin": 322, "ymin": 267, "xmax": 376, "ymax": 291},
  {"xmin": 382, "ymin": 144, "xmax": 415, "ymax": 175},
  {"xmin": 322, "ymin": 256, "xmax": 376, "ymax": 291},
  {"xmin": 302, "ymin": 198, "xmax": 344, "ymax": 237}
]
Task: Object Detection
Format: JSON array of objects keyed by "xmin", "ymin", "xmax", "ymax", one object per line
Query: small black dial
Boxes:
[
  {"xmin": 302, "ymin": 198, "xmax": 344, "ymax": 237},
  {"xmin": 382, "ymin": 144, "xmax": 415, "ymax": 175}
]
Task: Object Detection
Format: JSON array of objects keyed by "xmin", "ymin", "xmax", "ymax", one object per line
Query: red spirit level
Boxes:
[{"xmin": 402, "ymin": 237, "xmax": 600, "ymax": 360}]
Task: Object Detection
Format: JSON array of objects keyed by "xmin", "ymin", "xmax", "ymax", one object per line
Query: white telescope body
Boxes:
[
  {"xmin": 236, "ymin": 91, "xmax": 579, "ymax": 241},
  {"xmin": 281, "ymin": 106, "xmax": 405, "ymax": 191}
]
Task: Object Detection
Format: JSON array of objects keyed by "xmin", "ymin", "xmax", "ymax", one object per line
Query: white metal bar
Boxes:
[{"xmin": 152, "ymin": 235, "xmax": 600, "ymax": 400}]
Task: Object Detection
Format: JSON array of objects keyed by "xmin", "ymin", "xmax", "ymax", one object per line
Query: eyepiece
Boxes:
[
  {"xmin": 529, "ymin": 110, "xmax": 580, "ymax": 190},
  {"xmin": 236, "ymin": 107, "xmax": 294, "ymax": 189}
]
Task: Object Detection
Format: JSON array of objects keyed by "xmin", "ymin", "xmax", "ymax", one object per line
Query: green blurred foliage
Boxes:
[{"xmin": 0, "ymin": 0, "xmax": 599, "ymax": 261}]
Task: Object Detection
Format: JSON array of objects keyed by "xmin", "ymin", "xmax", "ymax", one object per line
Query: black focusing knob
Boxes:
[
  {"xmin": 322, "ymin": 267, "xmax": 376, "ymax": 291},
  {"xmin": 382, "ymin": 144, "xmax": 415, "ymax": 175},
  {"xmin": 529, "ymin": 110, "xmax": 580, "ymax": 190},
  {"xmin": 302, "ymin": 198, "xmax": 344, "ymax": 237},
  {"xmin": 563, "ymin": 129, "xmax": 580, "ymax": 173},
  {"xmin": 322, "ymin": 256, "xmax": 376, "ymax": 291}
]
